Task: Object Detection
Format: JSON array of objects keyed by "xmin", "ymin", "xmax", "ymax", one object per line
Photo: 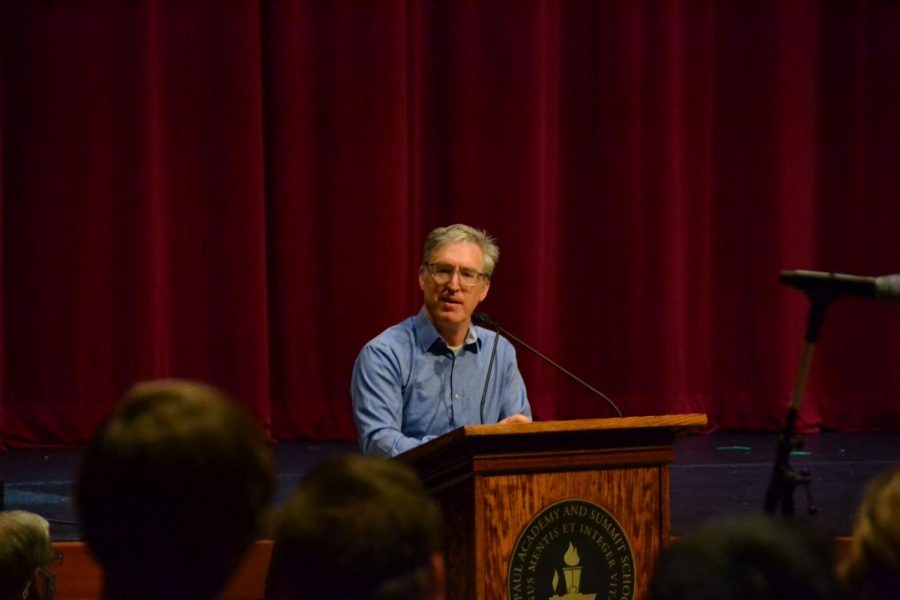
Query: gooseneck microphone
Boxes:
[
  {"xmin": 780, "ymin": 270, "xmax": 900, "ymax": 303},
  {"xmin": 472, "ymin": 313, "xmax": 623, "ymax": 418},
  {"xmin": 478, "ymin": 320, "xmax": 501, "ymax": 424}
]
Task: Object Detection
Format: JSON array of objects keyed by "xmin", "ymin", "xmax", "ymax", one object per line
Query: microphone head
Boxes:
[
  {"xmin": 472, "ymin": 313, "xmax": 496, "ymax": 327},
  {"xmin": 779, "ymin": 270, "xmax": 876, "ymax": 299},
  {"xmin": 780, "ymin": 269, "xmax": 900, "ymax": 304}
]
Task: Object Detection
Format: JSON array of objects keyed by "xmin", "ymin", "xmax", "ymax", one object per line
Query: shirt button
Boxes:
[{"xmin": 453, "ymin": 393, "xmax": 460, "ymax": 400}]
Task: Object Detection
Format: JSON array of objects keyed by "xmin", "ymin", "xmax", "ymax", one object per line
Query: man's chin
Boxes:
[{"xmin": 435, "ymin": 307, "xmax": 469, "ymax": 325}]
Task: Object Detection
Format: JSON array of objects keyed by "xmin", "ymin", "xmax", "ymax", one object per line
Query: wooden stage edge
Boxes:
[
  {"xmin": 54, "ymin": 540, "xmax": 273, "ymax": 600},
  {"xmin": 54, "ymin": 537, "xmax": 853, "ymax": 600}
]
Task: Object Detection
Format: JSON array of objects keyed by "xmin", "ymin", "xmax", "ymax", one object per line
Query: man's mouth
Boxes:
[{"xmin": 440, "ymin": 296, "xmax": 463, "ymax": 306}]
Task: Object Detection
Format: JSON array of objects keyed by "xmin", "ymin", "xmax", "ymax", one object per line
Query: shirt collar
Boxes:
[{"xmin": 415, "ymin": 307, "xmax": 482, "ymax": 353}]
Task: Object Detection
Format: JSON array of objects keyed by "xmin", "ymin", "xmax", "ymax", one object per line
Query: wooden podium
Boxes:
[{"xmin": 398, "ymin": 414, "xmax": 706, "ymax": 600}]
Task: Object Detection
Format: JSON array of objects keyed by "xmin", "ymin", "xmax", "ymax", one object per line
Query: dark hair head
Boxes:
[
  {"xmin": 649, "ymin": 515, "xmax": 838, "ymax": 600},
  {"xmin": 266, "ymin": 454, "xmax": 442, "ymax": 600},
  {"xmin": 76, "ymin": 379, "xmax": 275, "ymax": 599}
]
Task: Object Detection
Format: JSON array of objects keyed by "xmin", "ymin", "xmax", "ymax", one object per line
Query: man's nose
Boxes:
[{"xmin": 445, "ymin": 269, "xmax": 462, "ymax": 290}]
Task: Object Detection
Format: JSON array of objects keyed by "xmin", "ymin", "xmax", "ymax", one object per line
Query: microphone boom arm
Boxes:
[{"xmin": 474, "ymin": 314, "xmax": 623, "ymax": 418}]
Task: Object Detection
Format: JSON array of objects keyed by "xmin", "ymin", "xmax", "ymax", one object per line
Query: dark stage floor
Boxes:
[{"xmin": 1, "ymin": 432, "xmax": 897, "ymax": 541}]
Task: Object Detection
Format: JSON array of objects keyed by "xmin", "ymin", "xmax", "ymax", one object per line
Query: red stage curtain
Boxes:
[{"xmin": 1, "ymin": 0, "xmax": 899, "ymax": 445}]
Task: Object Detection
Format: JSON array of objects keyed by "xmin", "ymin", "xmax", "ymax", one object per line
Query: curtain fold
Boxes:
[{"xmin": 2, "ymin": 0, "xmax": 899, "ymax": 445}]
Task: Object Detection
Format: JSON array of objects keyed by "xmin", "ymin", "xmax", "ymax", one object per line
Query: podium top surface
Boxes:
[
  {"xmin": 399, "ymin": 413, "xmax": 707, "ymax": 465},
  {"xmin": 462, "ymin": 413, "xmax": 706, "ymax": 437}
]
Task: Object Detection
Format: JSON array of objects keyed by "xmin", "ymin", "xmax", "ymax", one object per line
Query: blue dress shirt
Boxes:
[{"xmin": 351, "ymin": 308, "xmax": 531, "ymax": 457}]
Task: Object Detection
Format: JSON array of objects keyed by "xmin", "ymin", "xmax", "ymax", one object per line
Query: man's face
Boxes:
[{"xmin": 419, "ymin": 241, "xmax": 490, "ymax": 333}]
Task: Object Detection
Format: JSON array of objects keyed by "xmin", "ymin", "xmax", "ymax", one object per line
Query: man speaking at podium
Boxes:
[{"xmin": 352, "ymin": 224, "xmax": 532, "ymax": 457}]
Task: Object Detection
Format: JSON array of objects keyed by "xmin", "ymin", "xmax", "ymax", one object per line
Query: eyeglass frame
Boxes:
[
  {"xmin": 21, "ymin": 555, "xmax": 61, "ymax": 599},
  {"xmin": 422, "ymin": 262, "xmax": 490, "ymax": 289}
]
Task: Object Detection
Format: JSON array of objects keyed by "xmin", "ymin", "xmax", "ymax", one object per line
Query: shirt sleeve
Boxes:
[
  {"xmin": 350, "ymin": 343, "xmax": 437, "ymax": 457},
  {"xmin": 498, "ymin": 342, "xmax": 532, "ymax": 420}
]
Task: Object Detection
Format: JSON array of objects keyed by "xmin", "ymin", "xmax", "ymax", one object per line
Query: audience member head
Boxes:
[
  {"xmin": 839, "ymin": 466, "xmax": 900, "ymax": 599},
  {"xmin": 649, "ymin": 514, "xmax": 838, "ymax": 600},
  {"xmin": 76, "ymin": 379, "xmax": 275, "ymax": 600},
  {"xmin": 265, "ymin": 454, "xmax": 444, "ymax": 600},
  {"xmin": 0, "ymin": 510, "xmax": 54, "ymax": 600}
]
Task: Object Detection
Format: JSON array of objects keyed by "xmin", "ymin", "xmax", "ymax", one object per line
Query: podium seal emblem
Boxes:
[{"xmin": 507, "ymin": 499, "xmax": 635, "ymax": 600}]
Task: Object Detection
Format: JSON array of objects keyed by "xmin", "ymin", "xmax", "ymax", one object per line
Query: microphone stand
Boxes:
[
  {"xmin": 473, "ymin": 314, "xmax": 622, "ymax": 418},
  {"xmin": 763, "ymin": 296, "xmax": 829, "ymax": 516}
]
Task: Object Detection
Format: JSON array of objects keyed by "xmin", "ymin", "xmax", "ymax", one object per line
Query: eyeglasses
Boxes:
[
  {"xmin": 22, "ymin": 554, "xmax": 60, "ymax": 599},
  {"xmin": 424, "ymin": 262, "xmax": 489, "ymax": 289}
]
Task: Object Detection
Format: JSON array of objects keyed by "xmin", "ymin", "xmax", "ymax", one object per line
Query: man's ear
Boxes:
[
  {"xmin": 478, "ymin": 280, "xmax": 490, "ymax": 302},
  {"xmin": 428, "ymin": 552, "xmax": 446, "ymax": 600},
  {"xmin": 418, "ymin": 265, "xmax": 427, "ymax": 291}
]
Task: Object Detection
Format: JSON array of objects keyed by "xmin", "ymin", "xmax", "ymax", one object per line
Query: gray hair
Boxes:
[
  {"xmin": 422, "ymin": 224, "xmax": 500, "ymax": 276},
  {"xmin": 0, "ymin": 511, "xmax": 51, "ymax": 599}
]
